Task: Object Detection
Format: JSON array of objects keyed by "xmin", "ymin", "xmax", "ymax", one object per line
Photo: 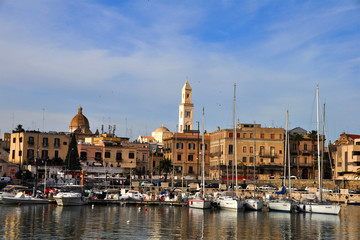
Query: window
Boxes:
[
  {"xmin": 18, "ymin": 150, "xmax": 22, "ymax": 157},
  {"xmin": 260, "ymin": 158, "xmax": 263, "ymax": 163},
  {"xmin": 228, "ymin": 145, "xmax": 233, "ymax": 154},
  {"xmin": 105, "ymin": 152, "xmax": 111, "ymax": 158},
  {"xmin": 337, "ymin": 162, "xmax": 342, "ymax": 167},
  {"xmin": 12, "ymin": 150, "xmax": 15, "ymax": 159},
  {"xmin": 185, "ymin": 111, "xmax": 191, "ymax": 117},
  {"xmin": 63, "ymin": 141, "xmax": 67, "ymax": 145},
  {"xmin": 143, "ymin": 154, "xmax": 146, "ymax": 161},
  {"xmin": 28, "ymin": 136, "xmax": 34, "ymax": 145},
  {"xmin": 189, "ymin": 166, "xmax": 194, "ymax": 173},
  {"xmin": 237, "ymin": 133, "xmax": 240, "ymax": 138},
  {"xmin": 250, "ymin": 147, "xmax": 253, "ymax": 153},
  {"xmin": 279, "ymin": 134, "xmax": 282, "ymax": 139},
  {"xmin": 188, "ymin": 155, "xmax": 194, "ymax": 161},
  {"xmin": 271, "ymin": 134, "xmax": 275, "ymax": 139},
  {"xmin": 270, "ymin": 147, "xmax": 275, "ymax": 157},
  {"xmin": 200, "ymin": 144, "xmax": 207, "ymax": 150},
  {"xmin": 13, "ymin": 138, "xmax": 16, "ymax": 143},
  {"xmin": 176, "ymin": 143, "xmax": 183, "ymax": 149},
  {"xmin": 129, "ymin": 152, "xmax": 135, "ymax": 159},
  {"xmin": 304, "ymin": 144, "xmax": 308, "ymax": 150},
  {"xmin": 271, "ymin": 158, "xmax": 274, "ymax": 163},
  {"xmin": 292, "ymin": 143, "xmax": 296, "ymax": 151},
  {"xmin": 43, "ymin": 137, "xmax": 48, "ymax": 147},
  {"xmin": 243, "ymin": 157, "xmax": 246, "ymax": 162},
  {"xmin": 243, "ymin": 146, "xmax": 246, "ymax": 153},
  {"xmin": 261, "ymin": 133, "xmax": 264, "ymax": 139},
  {"xmin": 116, "ymin": 152, "xmax": 122, "ymax": 161},
  {"xmin": 250, "ymin": 133, "xmax": 253, "ymax": 138},
  {"xmin": 250, "ymin": 157, "xmax": 254, "ymax": 163},
  {"xmin": 229, "ymin": 133, "xmax": 233, "ymax": 138},
  {"xmin": 55, "ymin": 150, "xmax": 59, "ymax": 159},
  {"xmin": 292, "ymin": 157, "xmax": 296, "ymax": 164},
  {"xmin": 54, "ymin": 138, "xmax": 60, "ymax": 147},
  {"xmin": 41, "ymin": 150, "xmax": 48, "ymax": 160},
  {"xmin": 27, "ymin": 149, "xmax": 34, "ymax": 160},
  {"xmin": 95, "ymin": 152, "xmax": 102, "ymax": 161},
  {"xmin": 177, "ymin": 154, "xmax": 182, "ymax": 161},
  {"xmin": 80, "ymin": 151, "xmax": 87, "ymax": 160},
  {"xmin": 19, "ymin": 137, "xmax": 23, "ymax": 143},
  {"xmin": 188, "ymin": 143, "xmax": 195, "ymax": 150},
  {"xmin": 304, "ymin": 157, "xmax": 307, "ymax": 164},
  {"xmin": 279, "ymin": 150, "xmax": 282, "ymax": 154},
  {"xmin": 243, "ymin": 133, "xmax": 247, "ymax": 138},
  {"xmin": 260, "ymin": 146, "xmax": 265, "ymax": 156},
  {"xmin": 153, "ymin": 161, "xmax": 155, "ymax": 168}
]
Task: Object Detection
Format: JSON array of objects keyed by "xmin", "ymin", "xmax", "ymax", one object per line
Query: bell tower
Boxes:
[{"xmin": 178, "ymin": 80, "xmax": 194, "ymax": 132}]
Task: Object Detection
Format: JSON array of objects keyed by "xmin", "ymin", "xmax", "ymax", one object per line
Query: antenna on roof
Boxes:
[
  {"xmin": 101, "ymin": 124, "xmax": 104, "ymax": 134},
  {"xmin": 113, "ymin": 125, "xmax": 116, "ymax": 135}
]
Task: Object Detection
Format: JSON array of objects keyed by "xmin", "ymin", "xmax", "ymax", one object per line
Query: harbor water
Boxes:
[{"xmin": 0, "ymin": 204, "xmax": 359, "ymax": 239}]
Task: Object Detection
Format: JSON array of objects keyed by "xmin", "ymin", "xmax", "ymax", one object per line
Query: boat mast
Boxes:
[
  {"xmin": 284, "ymin": 111, "xmax": 288, "ymax": 186},
  {"xmin": 287, "ymin": 111, "xmax": 291, "ymax": 198},
  {"xmin": 202, "ymin": 107, "xmax": 205, "ymax": 198},
  {"xmin": 233, "ymin": 83, "xmax": 238, "ymax": 192},
  {"xmin": 253, "ymin": 121, "xmax": 256, "ymax": 194},
  {"xmin": 316, "ymin": 85, "xmax": 322, "ymax": 202},
  {"xmin": 231, "ymin": 84, "xmax": 235, "ymax": 191}
]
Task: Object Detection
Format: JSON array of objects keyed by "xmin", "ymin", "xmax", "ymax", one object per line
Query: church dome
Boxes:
[
  {"xmin": 69, "ymin": 107, "xmax": 92, "ymax": 134},
  {"xmin": 154, "ymin": 126, "xmax": 170, "ymax": 133}
]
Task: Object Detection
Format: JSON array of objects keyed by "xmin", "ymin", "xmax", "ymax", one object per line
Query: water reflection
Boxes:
[{"xmin": 0, "ymin": 205, "xmax": 359, "ymax": 239}]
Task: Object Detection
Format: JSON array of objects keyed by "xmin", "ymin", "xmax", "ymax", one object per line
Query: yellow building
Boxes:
[
  {"xmin": 163, "ymin": 131, "xmax": 210, "ymax": 179},
  {"xmin": 332, "ymin": 132, "xmax": 360, "ymax": 180},
  {"xmin": 209, "ymin": 123, "xmax": 285, "ymax": 180},
  {"xmin": 9, "ymin": 131, "xmax": 69, "ymax": 167}
]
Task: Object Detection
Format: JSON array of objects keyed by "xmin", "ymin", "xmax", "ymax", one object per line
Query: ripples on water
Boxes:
[{"xmin": 0, "ymin": 204, "xmax": 359, "ymax": 239}]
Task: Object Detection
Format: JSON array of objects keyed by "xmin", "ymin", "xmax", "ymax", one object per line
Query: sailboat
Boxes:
[
  {"xmin": 217, "ymin": 83, "xmax": 244, "ymax": 210},
  {"xmin": 297, "ymin": 85, "xmax": 341, "ymax": 215},
  {"xmin": 188, "ymin": 107, "xmax": 212, "ymax": 209},
  {"xmin": 268, "ymin": 110, "xmax": 292, "ymax": 212},
  {"xmin": 245, "ymin": 122, "xmax": 263, "ymax": 211}
]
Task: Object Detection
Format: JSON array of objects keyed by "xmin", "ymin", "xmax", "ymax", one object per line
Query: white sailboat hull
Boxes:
[
  {"xmin": 297, "ymin": 203, "xmax": 341, "ymax": 215},
  {"xmin": 268, "ymin": 200, "xmax": 292, "ymax": 212},
  {"xmin": 245, "ymin": 198, "xmax": 263, "ymax": 211},
  {"xmin": 188, "ymin": 199, "xmax": 212, "ymax": 209},
  {"xmin": 54, "ymin": 193, "xmax": 88, "ymax": 206},
  {"xmin": 218, "ymin": 197, "xmax": 244, "ymax": 210}
]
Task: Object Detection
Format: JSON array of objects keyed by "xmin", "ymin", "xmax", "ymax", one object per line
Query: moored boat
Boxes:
[{"xmin": 1, "ymin": 192, "xmax": 48, "ymax": 205}]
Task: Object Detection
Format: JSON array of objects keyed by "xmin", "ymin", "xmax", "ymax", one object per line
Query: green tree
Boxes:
[
  {"xmin": 308, "ymin": 130, "xmax": 317, "ymax": 179},
  {"xmin": 292, "ymin": 133, "xmax": 304, "ymax": 178},
  {"xmin": 158, "ymin": 158, "xmax": 173, "ymax": 181},
  {"xmin": 64, "ymin": 134, "xmax": 81, "ymax": 171}
]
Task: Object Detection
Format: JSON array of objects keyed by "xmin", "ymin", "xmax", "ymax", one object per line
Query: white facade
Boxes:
[{"xmin": 178, "ymin": 80, "xmax": 194, "ymax": 133}]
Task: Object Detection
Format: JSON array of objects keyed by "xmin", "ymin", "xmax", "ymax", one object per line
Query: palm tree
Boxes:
[
  {"xmin": 14, "ymin": 124, "xmax": 25, "ymax": 133},
  {"xmin": 292, "ymin": 133, "xmax": 304, "ymax": 178},
  {"xmin": 308, "ymin": 130, "xmax": 317, "ymax": 179}
]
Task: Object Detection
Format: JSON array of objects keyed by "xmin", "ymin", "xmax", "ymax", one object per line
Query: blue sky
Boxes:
[{"xmin": 0, "ymin": 0, "xmax": 359, "ymax": 142}]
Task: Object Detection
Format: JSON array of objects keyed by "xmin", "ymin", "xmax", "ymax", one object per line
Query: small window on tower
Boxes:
[{"xmin": 187, "ymin": 93, "xmax": 189, "ymax": 98}]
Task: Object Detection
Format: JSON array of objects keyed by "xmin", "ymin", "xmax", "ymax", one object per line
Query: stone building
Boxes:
[
  {"xmin": 209, "ymin": 123, "xmax": 285, "ymax": 181},
  {"xmin": 288, "ymin": 127, "xmax": 324, "ymax": 179},
  {"xmin": 163, "ymin": 131, "xmax": 209, "ymax": 179},
  {"xmin": 331, "ymin": 132, "xmax": 360, "ymax": 180}
]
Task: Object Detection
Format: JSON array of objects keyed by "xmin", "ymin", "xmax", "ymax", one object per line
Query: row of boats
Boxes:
[{"xmin": 0, "ymin": 184, "xmax": 342, "ymax": 215}]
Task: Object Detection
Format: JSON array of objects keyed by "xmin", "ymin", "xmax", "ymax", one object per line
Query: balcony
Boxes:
[{"xmin": 259, "ymin": 153, "xmax": 278, "ymax": 158}]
